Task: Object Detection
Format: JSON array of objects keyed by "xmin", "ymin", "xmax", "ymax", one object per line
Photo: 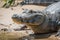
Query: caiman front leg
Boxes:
[
  {"xmin": 55, "ymin": 29, "xmax": 60, "ymax": 37},
  {"xmin": 55, "ymin": 21, "xmax": 60, "ymax": 37}
]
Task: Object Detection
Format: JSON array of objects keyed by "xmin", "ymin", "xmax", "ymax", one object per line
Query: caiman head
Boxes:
[{"xmin": 12, "ymin": 9, "xmax": 46, "ymax": 26}]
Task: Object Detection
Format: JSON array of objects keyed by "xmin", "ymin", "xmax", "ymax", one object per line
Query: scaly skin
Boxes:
[
  {"xmin": 12, "ymin": 2, "xmax": 60, "ymax": 36},
  {"xmin": 12, "ymin": 9, "xmax": 58, "ymax": 34}
]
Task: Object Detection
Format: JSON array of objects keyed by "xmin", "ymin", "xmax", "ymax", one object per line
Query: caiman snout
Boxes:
[
  {"xmin": 12, "ymin": 14, "xmax": 23, "ymax": 24},
  {"xmin": 12, "ymin": 14, "xmax": 27, "ymax": 23},
  {"xmin": 12, "ymin": 14, "xmax": 22, "ymax": 20},
  {"xmin": 12, "ymin": 14, "xmax": 18, "ymax": 19}
]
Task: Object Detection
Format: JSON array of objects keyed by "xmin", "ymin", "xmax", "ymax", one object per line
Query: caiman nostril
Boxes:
[{"xmin": 12, "ymin": 14, "xmax": 18, "ymax": 19}]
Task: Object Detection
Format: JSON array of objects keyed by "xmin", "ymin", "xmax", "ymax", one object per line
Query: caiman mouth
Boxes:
[
  {"xmin": 12, "ymin": 14, "xmax": 23, "ymax": 24},
  {"xmin": 12, "ymin": 14, "xmax": 46, "ymax": 26},
  {"xmin": 12, "ymin": 9, "xmax": 46, "ymax": 26}
]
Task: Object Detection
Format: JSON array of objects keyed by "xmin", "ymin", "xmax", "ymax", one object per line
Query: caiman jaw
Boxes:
[{"xmin": 12, "ymin": 14, "xmax": 22, "ymax": 24}]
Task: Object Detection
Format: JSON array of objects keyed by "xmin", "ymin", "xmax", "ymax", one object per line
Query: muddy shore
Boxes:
[{"xmin": 0, "ymin": 1, "xmax": 60, "ymax": 40}]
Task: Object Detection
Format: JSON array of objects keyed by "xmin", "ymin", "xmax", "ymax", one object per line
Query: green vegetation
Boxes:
[{"xmin": 2, "ymin": 0, "xmax": 15, "ymax": 8}]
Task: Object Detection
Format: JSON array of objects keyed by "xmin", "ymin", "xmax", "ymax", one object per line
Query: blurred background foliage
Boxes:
[{"xmin": 2, "ymin": 0, "xmax": 15, "ymax": 8}]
